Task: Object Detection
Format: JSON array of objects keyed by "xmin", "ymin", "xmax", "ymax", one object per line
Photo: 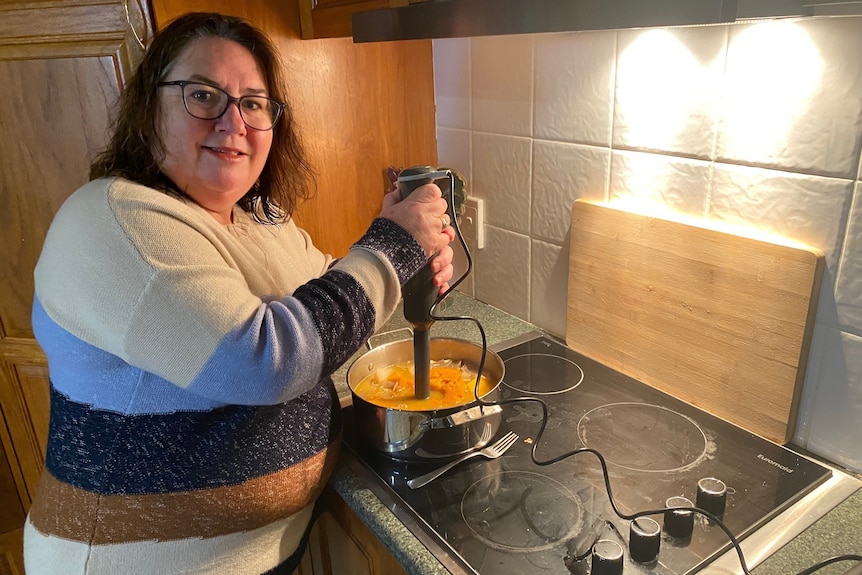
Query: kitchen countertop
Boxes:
[{"xmin": 328, "ymin": 292, "xmax": 862, "ymax": 575}]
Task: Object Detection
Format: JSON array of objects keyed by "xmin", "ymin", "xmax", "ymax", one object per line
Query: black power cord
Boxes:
[{"xmin": 424, "ymin": 181, "xmax": 860, "ymax": 575}]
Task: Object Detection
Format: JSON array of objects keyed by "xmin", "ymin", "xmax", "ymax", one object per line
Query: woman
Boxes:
[{"xmin": 24, "ymin": 12, "xmax": 454, "ymax": 575}]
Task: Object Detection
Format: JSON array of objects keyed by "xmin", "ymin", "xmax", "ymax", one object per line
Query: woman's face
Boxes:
[{"xmin": 156, "ymin": 37, "xmax": 273, "ymax": 223}]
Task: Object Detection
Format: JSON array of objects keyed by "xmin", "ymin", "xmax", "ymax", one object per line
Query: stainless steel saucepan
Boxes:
[{"xmin": 347, "ymin": 336, "xmax": 504, "ymax": 461}]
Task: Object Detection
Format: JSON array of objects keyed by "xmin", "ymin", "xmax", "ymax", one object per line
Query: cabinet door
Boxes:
[
  {"xmin": 0, "ymin": 2, "xmax": 153, "ymax": 570},
  {"xmin": 0, "ymin": 440, "xmax": 25, "ymax": 575},
  {"xmin": 298, "ymin": 0, "xmax": 409, "ymax": 39},
  {"xmin": 308, "ymin": 487, "xmax": 408, "ymax": 575}
]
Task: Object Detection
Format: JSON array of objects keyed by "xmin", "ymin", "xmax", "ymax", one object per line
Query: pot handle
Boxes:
[
  {"xmin": 420, "ymin": 404, "xmax": 503, "ymax": 430},
  {"xmin": 366, "ymin": 327, "xmax": 414, "ymax": 350}
]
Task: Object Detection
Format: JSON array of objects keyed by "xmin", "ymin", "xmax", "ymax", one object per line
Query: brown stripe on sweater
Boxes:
[{"xmin": 29, "ymin": 444, "xmax": 339, "ymax": 544}]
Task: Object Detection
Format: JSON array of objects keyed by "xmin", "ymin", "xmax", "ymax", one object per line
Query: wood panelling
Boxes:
[
  {"xmin": 0, "ymin": 443, "xmax": 23, "ymax": 575},
  {"xmin": 0, "ymin": 3, "xmax": 153, "ymax": 574},
  {"xmin": 0, "ymin": 363, "xmax": 50, "ymax": 503},
  {"xmin": 0, "ymin": 442, "xmax": 24, "ymax": 533},
  {"xmin": 298, "ymin": 0, "xmax": 408, "ymax": 40},
  {"xmin": 312, "ymin": 486, "xmax": 408, "ymax": 575},
  {"xmin": 152, "ymin": 0, "xmax": 437, "ymax": 257},
  {"xmin": 0, "ymin": 53, "xmax": 116, "ymax": 339},
  {"xmin": 0, "ymin": 528, "xmax": 25, "ymax": 575}
]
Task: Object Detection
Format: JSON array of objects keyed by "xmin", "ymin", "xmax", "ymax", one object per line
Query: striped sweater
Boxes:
[{"xmin": 24, "ymin": 177, "xmax": 427, "ymax": 575}]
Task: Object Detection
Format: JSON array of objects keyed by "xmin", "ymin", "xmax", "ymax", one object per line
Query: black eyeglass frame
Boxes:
[{"xmin": 157, "ymin": 80, "xmax": 286, "ymax": 131}]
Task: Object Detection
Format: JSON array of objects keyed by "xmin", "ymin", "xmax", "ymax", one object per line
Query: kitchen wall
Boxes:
[{"xmin": 432, "ymin": 16, "xmax": 862, "ymax": 474}]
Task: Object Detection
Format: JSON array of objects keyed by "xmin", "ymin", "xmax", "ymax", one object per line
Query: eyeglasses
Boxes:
[{"xmin": 158, "ymin": 80, "xmax": 285, "ymax": 131}]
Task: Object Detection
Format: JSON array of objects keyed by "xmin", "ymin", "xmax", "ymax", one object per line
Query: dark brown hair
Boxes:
[{"xmin": 90, "ymin": 12, "xmax": 314, "ymax": 223}]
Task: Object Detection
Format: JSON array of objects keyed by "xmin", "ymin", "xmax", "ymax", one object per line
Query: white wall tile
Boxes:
[
  {"xmin": 836, "ymin": 183, "xmax": 862, "ymax": 330},
  {"xmin": 437, "ymin": 127, "xmax": 474, "ymax": 294},
  {"xmin": 717, "ymin": 18, "xmax": 862, "ymax": 178},
  {"xmin": 471, "ymin": 35, "xmax": 533, "ymax": 137},
  {"xmin": 805, "ymin": 328, "xmax": 862, "ymax": 471},
  {"xmin": 531, "ymin": 239, "xmax": 569, "ymax": 338},
  {"xmin": 472, "ymin": 132, "xmax": 532, "ymax": 234},
  {"xmin": 614, "ymin": 27, "xmax": 727, "ymax": 159},
  {"xmin": 534, "ymin": 31, "xmax": 616, "ymax": 146},
  {"xmin": 608, "ymin": 150, "xmax": 711, "ymax": 218},
  {"xmin": 792, "ymin": 323, "xmax": 828, "ymax": 447},
  {"xmin": 452, "ymin": 239, "xmax": 474, "ymax": 298},
  {"xmin": 532, "ymin": 140, "xmax": 610, "ymax": 244},
  {"xmin": 474, "ymin": 225, "xmax": 531, "ymax": 321},
  {"xmin": 710, "ymin": 164, "xmax": 854, "ymax": 274},
  {"xmin": 813, "ymin": 275, "xmax": 842, "ymax": 342},
  {"xmin": 433, "ymin": 38, "xmax": 471, "ymax": 129},
  {"xmin": 436, "ymin": 127, "xmax": 471, "ymax": 181}
]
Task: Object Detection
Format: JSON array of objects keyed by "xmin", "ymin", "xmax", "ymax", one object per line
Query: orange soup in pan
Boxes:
[{"xmin": 352, "ymin": 359, "xmax": 494, "ymax": 411}]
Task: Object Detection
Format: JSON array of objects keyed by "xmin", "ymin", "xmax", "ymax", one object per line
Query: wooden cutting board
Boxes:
[{"xmin": 566, "ymin": 200, "xmax": 824, "ymax": 444}]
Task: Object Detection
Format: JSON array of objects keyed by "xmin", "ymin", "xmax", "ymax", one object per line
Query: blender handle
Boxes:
[
  {"xmin": 396, "ymin": 167, "xmax": 454, "ymax": 201},
  {"xmin": 398, "ymin": 166, "xmax": 454, "ymax": 400},
  {"xmin": 398, "ymin": 166, "xmax": 454, "ymax": 326}
]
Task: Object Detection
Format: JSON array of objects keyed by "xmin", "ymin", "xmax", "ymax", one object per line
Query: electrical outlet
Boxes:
[{"xmin": 459, "ymin": 197, "xmax": 485, "ymax": 249}]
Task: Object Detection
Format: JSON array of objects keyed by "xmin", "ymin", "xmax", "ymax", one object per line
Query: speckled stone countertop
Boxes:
[{"xmin": 327, "ymin": 292, "xmax": 862, "ymax": 575}]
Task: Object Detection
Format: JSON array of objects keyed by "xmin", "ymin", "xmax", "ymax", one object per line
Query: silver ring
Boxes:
[{"xmin": 441, "ymin": 215, "xmax": 450, "ymax": 230}]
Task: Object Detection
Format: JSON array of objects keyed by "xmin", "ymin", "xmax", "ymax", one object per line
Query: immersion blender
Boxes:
[{"xmin": 396, "ymin": 166, "xmax": 459, "ymax": 400}]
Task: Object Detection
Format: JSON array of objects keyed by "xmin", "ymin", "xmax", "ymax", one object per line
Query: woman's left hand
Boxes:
[{"xmin": 431, "ymin": 244, "xmax": 455, "ymax": 295}]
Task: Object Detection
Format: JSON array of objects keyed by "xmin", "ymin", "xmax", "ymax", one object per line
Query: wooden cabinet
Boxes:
[
  {"xmin": 0, "ymin": 441, "xmax": 26, "ymax": 575},
  {"xmin": 0, "ymin": 1, "xmax": 153, "ymax": 571},
  {"xmin": 298, "ymin": 0, "xmax": 409, "ymax": 40},
  {"xmin": 297, "ymin": 486, "xmax": 408, "ymax": 575}
]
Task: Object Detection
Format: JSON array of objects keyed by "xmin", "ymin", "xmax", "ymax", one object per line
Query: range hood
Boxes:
[{"xmin": 352, "ymin": 0, "xmax": 862, "ymax": 43}]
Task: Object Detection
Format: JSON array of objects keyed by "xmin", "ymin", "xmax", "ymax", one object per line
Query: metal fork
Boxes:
[{"xmin": 407, "ymin": 431, "xmax": 519, "ymax": 489}]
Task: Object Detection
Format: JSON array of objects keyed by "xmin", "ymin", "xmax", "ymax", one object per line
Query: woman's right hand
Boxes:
[{"xmin": 378, "ymin": 184, "xmax": 456, "ymax": 258}]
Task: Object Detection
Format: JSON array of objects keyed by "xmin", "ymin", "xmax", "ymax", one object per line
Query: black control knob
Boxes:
[
  {"xmin": 591, "ymin": 539, "xmax": 624, "ymax": 575},
  {"xmin": 664, "ymin": 496, "xmax": 695, "ymax": 539},
  {"xmin": 629, "ymin": 517, "xmax": 661, "ymax": 563},
  {"xmin": 696, "ymin": 477, "xmax": 728, "ymax": 519}
]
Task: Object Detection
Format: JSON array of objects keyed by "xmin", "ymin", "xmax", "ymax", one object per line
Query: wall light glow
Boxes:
[
  {"xmin": 616, "ymin": 30, "xmax": 712, "ymax": 150},
  {"xmin": 602, "ymin": 198, "xmax": 817, "ymax": 251},
  {"xmin": 722, "ymin": 21, "xmax": 822, "ymax": 159}
]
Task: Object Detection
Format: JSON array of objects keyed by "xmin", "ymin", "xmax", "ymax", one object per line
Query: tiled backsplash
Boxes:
[{"xmin": 433, "ymin": 16, "xmax": 862, "ymax": 473}]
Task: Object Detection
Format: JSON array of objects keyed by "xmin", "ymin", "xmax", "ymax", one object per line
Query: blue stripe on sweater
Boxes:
[
  {"xmin": 45, "ymin": 383, "xmax": 340, "ymax": 494},
  {"xmin": 34, "ymin": 297, "xmax": 324, "ymax": 413},
  {"xmin": 186, "ymin": 297, "xmax": 324, "ymax": 405},
  {"xmin": 33, "ymin": 298, "xmax": 225, "ymax": 414}
]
